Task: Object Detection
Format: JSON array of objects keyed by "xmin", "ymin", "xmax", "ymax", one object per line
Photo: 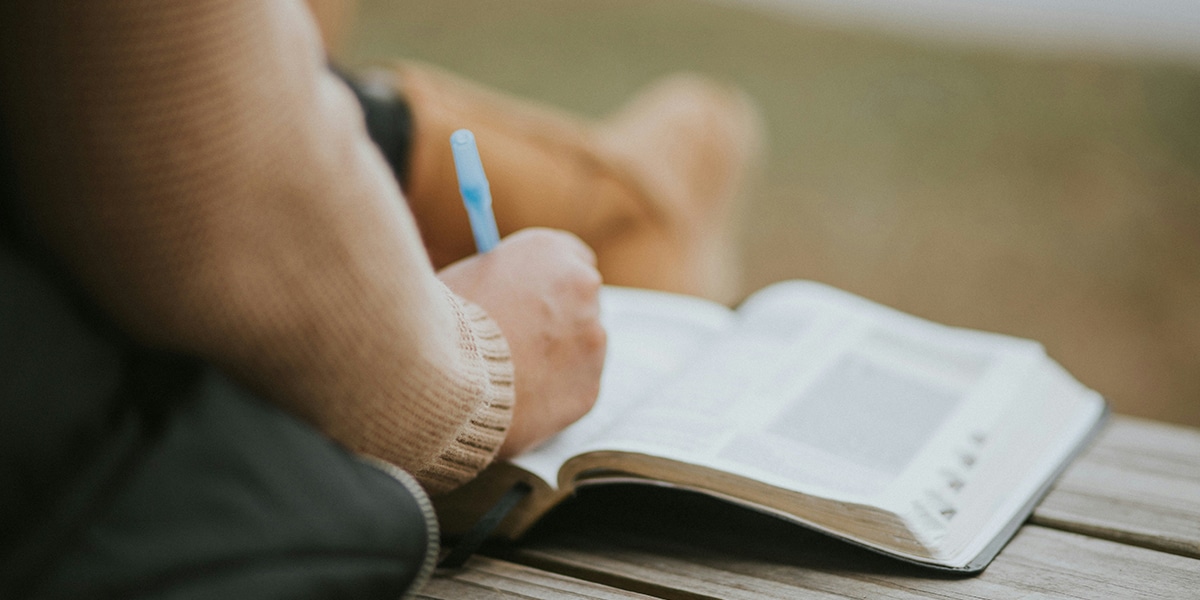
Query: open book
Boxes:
[{"xmin": 436, "ymin": 281, "xmax": 1108, "ymax": 572}]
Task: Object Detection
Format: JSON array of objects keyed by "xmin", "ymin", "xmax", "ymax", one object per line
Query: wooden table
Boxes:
[{"xmin": 418, "ymin": 416, "xmax": 1200, "ymax": 599}]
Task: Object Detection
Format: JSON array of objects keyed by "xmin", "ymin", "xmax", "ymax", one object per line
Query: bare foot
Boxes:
[{"xmin": 591, "ymin": 74, "xmax": 764, "ymax": 304}]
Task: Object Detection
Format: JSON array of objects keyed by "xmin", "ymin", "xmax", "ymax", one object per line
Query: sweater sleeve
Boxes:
[{"xmin": 0, "ymin": 0, "xmax": 512, "ymax": 495}]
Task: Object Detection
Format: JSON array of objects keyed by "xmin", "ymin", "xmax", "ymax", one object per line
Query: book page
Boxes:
[
  {"xmin": 511, "ymin": 286, "xmax": 735, "ymax": 485},
  {"xmin": 911, "ymin": 358, "xmax": 1105, "ymax": 562},
  {"xmin": 569, "ymin": 281, "xmax": 1044, "ymax": 503}
]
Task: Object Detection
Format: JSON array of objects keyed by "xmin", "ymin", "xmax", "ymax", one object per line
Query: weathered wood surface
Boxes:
[
  {"xmin": 447, "ymin": 414, "xmax": 1200, "ymax": 598},
  {"xmin": 502, "ymin": 485, "xmax": 1200, "ymax": 599},
  {"xmin": 417, "ymin": 556, "xmax": 658, "ymax": 599},
  {"xmin": 1033, "ymin": 416, "xmax": 1200, "ymax": 559},
  {"xmin": 514, "ymin": 527, "xmax": 1199, "ymax": 599}
]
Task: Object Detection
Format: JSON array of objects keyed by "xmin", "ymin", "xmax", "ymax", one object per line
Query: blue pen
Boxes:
[{"xmin": 450, "ymin": 129, "xmax": 501, "ymax": 253}]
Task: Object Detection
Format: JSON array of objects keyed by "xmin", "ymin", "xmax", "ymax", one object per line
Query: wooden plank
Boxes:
[
  {"xmin": 1033, "ymin": 415, "xmax": 1200, "ymax": 558},
  {"xmin": 513, "ymin": 527, "xmax": 1200, "ymax": 599},
  {"xmin": 501, "ymin": 486, "xmax": 1200, "ymax": 599},
  {"xmin": 416, "ymin": 556, "xmax": 661, "ymax": 599}
]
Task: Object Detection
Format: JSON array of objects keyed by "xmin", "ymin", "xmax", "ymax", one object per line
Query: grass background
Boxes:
[{"xmin": 341, "ymin": 0, "xmax": 1200, "ymax": 426}]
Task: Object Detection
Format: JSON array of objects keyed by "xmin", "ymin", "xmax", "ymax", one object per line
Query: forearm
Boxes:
[{"xmin": 0, "ymin": 0, "xmax": 511, "ymax": 494}]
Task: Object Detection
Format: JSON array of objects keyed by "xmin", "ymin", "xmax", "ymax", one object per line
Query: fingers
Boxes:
[
  {"xmin": 436, "ymin": 227, "xmax": 607, "ymax": 459},
  {"xmin": 500, "ymin": 227, "xmax": 598, "ymax": 267}
]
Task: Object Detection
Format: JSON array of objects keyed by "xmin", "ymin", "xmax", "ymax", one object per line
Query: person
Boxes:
[{"xmin": 0, "ymin": 0, "xmax": 760, "ymax": 597}]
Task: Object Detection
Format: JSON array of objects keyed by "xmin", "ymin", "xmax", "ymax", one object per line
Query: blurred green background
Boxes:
[{"xmin": 340, "ymin": 0, "xmax": 1200, "ymax": 426}]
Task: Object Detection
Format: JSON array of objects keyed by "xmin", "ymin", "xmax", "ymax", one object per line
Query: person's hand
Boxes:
[{"xmin": 437, "ymin": 228, "xmax": 606, "ymax": 459}]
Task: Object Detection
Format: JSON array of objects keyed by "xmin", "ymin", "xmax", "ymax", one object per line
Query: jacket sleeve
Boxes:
[{"xmin": 0, "ymin": 0, "xmax": 512, "ymax": 495}]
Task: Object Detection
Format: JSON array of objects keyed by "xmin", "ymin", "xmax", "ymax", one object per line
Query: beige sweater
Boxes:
[{"xmin": 0, "ymin": 0, "xmax": 513, "ymax": 495}]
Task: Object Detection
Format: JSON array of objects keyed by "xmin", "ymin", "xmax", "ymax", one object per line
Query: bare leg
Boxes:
[
  {"xmin": 305, "ymin": 0, "xmax": 358, "ymax": 55},
  {"xmin": 385, "ymin": 62, "xmax": 763, "ymax": 303}
]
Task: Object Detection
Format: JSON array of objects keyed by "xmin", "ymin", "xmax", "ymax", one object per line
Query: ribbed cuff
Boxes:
[{"xmin": 414, "ymin": 290, "xmax": 515, "ymax": 495}]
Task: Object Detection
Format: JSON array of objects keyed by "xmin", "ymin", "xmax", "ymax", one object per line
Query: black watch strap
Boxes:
[{"xmin": 331, "ymin": 65, "xmax": 415, "ymax": 190}]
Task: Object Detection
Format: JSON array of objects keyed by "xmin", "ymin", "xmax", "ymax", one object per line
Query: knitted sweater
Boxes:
[{"xmin": 0, "ymin": 0, "xmax": 513, "ymax": 495}]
